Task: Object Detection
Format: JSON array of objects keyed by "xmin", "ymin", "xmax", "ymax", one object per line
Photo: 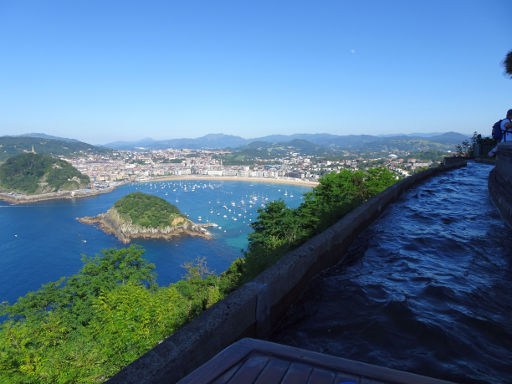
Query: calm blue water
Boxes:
[
  {"xmin": 273, "ymin": 162, "xmax": 512, "ymax": 384},
  {"xmin": 0, "ymin": 180, "xmax": 311, "ymax": 304}
]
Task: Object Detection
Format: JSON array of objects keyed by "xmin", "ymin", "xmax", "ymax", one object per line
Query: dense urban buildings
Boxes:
[{"xmin": 67, "ymin": 148, "xmax": 435, "ymax": 188}]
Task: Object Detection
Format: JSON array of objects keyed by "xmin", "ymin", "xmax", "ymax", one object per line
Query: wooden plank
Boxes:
[
  {"xmin": 179, "ymin": 338, "xmax": 457, "ymax": 384},
  {"xmin": 281, "ymin": 362, "xmax": 312, "ymax": 384},
  {"xmin": 334, "ymin": 372, "xmax": 361, "ymax": 384},
  {"xmin": 253, "ymin": 357, "xmax": 291, "ymax": 384},
  {"xmin": 211, "ymin": 361, "xmax": 244, "ymax": 384},
  {"xmin": 177, "ymin": 341, "xmax": 252, "ymax": 384},
  {"xmin": 238, "ymin": 339, "xmax": 456, "ymax": 384},
  {"xmin": 307, "ymin": 368, "xmax": 337, "ymax": 384},
  {"xmin": 227, "ymin": 354, "xmax": 270, "ymax": 384}
]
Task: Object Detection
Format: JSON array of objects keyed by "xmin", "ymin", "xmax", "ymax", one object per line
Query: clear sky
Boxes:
[{"xmin": 0, "ymin": 0, "xmax": 511, "ymax": 144}]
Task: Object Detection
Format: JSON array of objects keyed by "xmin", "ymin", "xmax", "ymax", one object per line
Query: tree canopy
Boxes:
[
  {"xmin": 505, "ymin": 50, "xmax": 512, "ymax": 77},
  {"xmin": 243, "ymin": 167, "xmax": 399, "ymax": 278},
  {"xmin": 0, "ymin": 153, "xmax": 89, "ymax": 194},
  {"xmin": 113, "ymin": 192, "xmax": 185, "ymax": 228},
  {"xmin": 0, "ymin": 245, "xmax": 231, "ymax": 383}
]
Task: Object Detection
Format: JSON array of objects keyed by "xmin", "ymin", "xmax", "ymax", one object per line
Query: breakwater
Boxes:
[
  {"xmin": 107, "ymin": 160, "xmax": 468, "ymax": 384},
  {"xmin": 0, "ymin": 185, "xmax": 119, "ymax": 204}
]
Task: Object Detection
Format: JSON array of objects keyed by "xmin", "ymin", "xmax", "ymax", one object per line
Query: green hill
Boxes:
[
  {"xmin": 113, "ymin": 192, "xmax": 186, "ymax": 228},
  {"xmin": 0, "ymin": 136, "xmax": 111, "ymax": 162},
  {"xmin": 0, "ymin": 153, "xmax": 90, "ymax": 194}
]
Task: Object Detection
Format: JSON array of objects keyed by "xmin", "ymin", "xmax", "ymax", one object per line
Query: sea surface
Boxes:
[
  {"xmin": 273, "ymin": 162, "xmax": 512, "ymax": 384},
  {"xmin": 0, "ymin": 180, "xmax": 311, "ymax": 304}
]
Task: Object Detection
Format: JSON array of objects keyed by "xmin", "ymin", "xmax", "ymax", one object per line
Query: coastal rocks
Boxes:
[
  {"xmin": 0, "ymin": 186, "xmax": 116, "ymax": 204},
  {"xmin": 78, "ymin": 208, "xmax": 213, "ymax": 243}
]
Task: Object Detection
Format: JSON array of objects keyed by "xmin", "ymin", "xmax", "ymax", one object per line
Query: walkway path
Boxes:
[{"xmin": 272, "ymin": 162, "xmax": 512, "ymax": 384}]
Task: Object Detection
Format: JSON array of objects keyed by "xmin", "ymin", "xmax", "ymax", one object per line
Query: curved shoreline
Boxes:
[
  {"xmin": 0, "ymin": 185, "xmax": 122, "ymax": 205},
  {"xmin": 149, "ymin": 175, "xmax": 318, "ymax": 187},
  {"xmin": 0, "ymin": 176, "xmax": 316, "ymax": 204}
]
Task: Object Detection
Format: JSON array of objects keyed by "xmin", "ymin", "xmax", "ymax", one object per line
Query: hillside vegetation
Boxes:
[
  {"xmin": 113, "ymin": 192, "xmax": 185, "ymax": 228},
  {"xmin": 0, "ymin": 153, "xmax": 90, "ymax": 194},
  {"xmin": 0, "ymin": 167, "xmax": 398, "ymax": 383},
  {"xmin": 0, "ymin": 136, "xmax": 111, "ymax": 162}
]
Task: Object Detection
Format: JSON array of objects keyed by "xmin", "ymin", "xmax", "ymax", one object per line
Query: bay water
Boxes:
[{"xmin": 0, "ymin": 180, "xmax": 311, "ymax": 304}]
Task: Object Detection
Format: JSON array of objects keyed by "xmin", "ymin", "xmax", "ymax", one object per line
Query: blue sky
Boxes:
[{"xmin": 0, "ymin": 0, "xmax": 511, "ymax": 144}]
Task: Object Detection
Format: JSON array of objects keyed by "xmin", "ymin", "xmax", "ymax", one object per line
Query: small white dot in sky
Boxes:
[{"xmin": 350, "ymin": 49, "xmax": 356, "ymax": 54}]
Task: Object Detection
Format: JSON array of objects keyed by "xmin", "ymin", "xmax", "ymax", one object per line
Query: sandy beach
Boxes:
[
  {"xmin": 0, "ymin": 176, "xmax": 317, "ymax": 204},
  {"xmin": 150, "ymin": 175, "xmax": 318, "ymax": 187}
]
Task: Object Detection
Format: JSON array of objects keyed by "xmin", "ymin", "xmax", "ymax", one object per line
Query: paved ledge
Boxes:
[
  {"xmin": 106, "ymin": 160, "xmax": 467, "ymax": 384},
  {"xmin": 178, "ymin": 338, "xmax": 456, "ymax": 384}
]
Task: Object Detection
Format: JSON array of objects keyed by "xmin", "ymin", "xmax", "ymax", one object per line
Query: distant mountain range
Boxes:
[
  {"xmin": 18, "ymin": 133, "xmax": 80, "ymax": 143},
  {"xmin": 0, "ymin": 132, "xmax": 470, "ymax": 163},
  {"xmin": 105, "ymin": 132, "xmax": 469, "ymax": 151},
  {"xmin": 107, "ymin": 134, "xmax": 248, "ymax": 150}
]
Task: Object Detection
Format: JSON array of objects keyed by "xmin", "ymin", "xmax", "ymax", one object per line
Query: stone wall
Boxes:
[
  {"xmin": 488, "ymin": 143, "xmax": 512, "ymax": 228},
  {"xmin": 106, "ymin": 160, "xmax": 467, "ymax": 384}
]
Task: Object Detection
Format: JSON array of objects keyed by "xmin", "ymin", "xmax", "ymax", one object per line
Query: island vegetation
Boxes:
[
  {"xmin": 78, "ymin": 192, "xmax": 212, "ymax": 243},
  {"xmin": 0, "ymin": 153, "xmax": 90, "ymax": 194},
  {"xmin": 0, "ymin": 167, "xmax": 398, "ymax": 383}
]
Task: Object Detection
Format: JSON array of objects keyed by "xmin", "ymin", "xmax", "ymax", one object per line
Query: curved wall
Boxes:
[
  {"xmin": 106, "ymin": 160, "xmax": 468, "ymax": 384},
  {"xmin": 488, "ymin": 143, "xmax": 512, "ymax": 228}
]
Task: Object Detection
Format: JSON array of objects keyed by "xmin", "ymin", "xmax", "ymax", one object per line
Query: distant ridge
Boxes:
[
  {"xmin": 107, "ymin": 134, "xmax": 248, "ymax": 150},
  {"xmin": 18, "ymin": 133, "xmax": 80, "ymax": 143},
  {"xmin": 104, "ymin": 132, "xmax": 470, "ymax": 151}
]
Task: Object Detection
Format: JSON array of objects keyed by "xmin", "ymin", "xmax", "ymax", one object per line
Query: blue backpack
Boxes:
[{"xmin": 492, "ymin": 120, "xmax": 503, "ymax": 141}]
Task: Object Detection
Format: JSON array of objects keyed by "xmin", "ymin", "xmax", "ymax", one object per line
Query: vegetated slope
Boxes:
[
  {"xmin": 0, "ymin": 153, "xmax": 90, "ymax": 194},
  {"xmin": 113, "ymin": 192, "xmax": 185, "ymax": 228},
  {"xmin": 0, "ymin": 167, "xmax": 399, "ymax": 383},
  {"xmin": 0, "ymin": 136, "xmax": 112, "ymax": 162}
]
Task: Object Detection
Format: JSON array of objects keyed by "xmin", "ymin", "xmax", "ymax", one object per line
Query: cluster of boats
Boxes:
[{"xmin": 135, "ymin": 181, "xmax": 298, "ymax": 234}]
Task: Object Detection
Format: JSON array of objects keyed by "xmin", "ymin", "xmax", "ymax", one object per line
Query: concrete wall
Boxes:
[
  {"xmin": 106, "ymin": 160, "xmax": 467, "ymax": 384},
  {"xmin": 488, "ymin": 143, "xmax": 512, "ymax": 228}
]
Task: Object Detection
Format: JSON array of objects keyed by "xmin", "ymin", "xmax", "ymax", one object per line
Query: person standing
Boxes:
[{"xmin": 488, "ymin": 109, "xmax": 512, "ymax": 157}]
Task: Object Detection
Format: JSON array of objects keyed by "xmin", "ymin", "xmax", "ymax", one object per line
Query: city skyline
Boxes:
[{"xmin": 1, "ymin": 0, "xmax": 511, "ymax": 144}]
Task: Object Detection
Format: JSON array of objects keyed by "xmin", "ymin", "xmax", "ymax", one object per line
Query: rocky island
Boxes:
[{"xmin": 78, "ymin": 192, "xmax": 213, "ymax": 243}]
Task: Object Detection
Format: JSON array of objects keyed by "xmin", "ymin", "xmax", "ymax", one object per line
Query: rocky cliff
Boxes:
[{"xmin": 78, "ymin": 207, "xmax": 212, "ymax": 243}]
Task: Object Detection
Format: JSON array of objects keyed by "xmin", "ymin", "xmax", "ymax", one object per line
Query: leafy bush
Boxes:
[{"xmin": 243, "ymin": 167, "xmax": 399, "ymax": 279}]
